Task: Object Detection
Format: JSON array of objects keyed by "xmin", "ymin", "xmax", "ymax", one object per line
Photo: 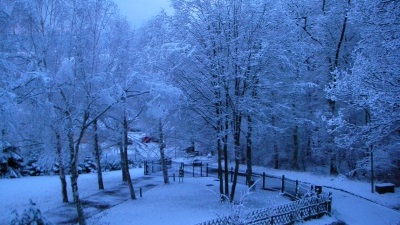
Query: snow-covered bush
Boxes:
[
  {"xmin": 10, "ymin": 200, "xmax": 51, "ymax": 225},
  {"xmin": 102, "ymin": 160, "xmax": 121, "ymax": 171},
  {"xmin": 22, "ymin": 157, "xmax": 44, "ymax": 176},
  {"xmin": 0, "ymin": 146, "xmax": 23, "ymax": 178},
  {"xmin": 78, "ymin": 156, "xmax": 97, "ymax": 174}
]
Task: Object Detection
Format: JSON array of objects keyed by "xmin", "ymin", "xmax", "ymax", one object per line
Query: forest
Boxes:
[{"xmin": 0, "ymin": 0, "xmax": 399, "ymax": 224}]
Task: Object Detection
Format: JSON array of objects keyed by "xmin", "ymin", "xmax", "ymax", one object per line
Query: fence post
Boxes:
[
  {"xmin": 173, "ymin": 173, "xmax": 175, "ymax": 182},
  {"xmin": 192, "ymin": 162, "xmax": 195, "ymax": 177},
  {"xmin": 263, "ymin": 172, "xmax": 266, "ymax": 189},
  {"xmin": 328, "ymin": 192, "xmax": 332, "ymax": 215},
  {"xmin": 206, "ymin": 163, "xmax": 209, "ymax": 177},
  {"xmin": 140, "ymin": 187, "xmax": 142, "ymax": 198},
  {"xmin": 295, "ymin": 180, "xmax": 299, "ymax": 198},
  {"xmin": 281, "ymin": 175, "xmax": 285, "ymax": 193},
  {"xmin": 200, "ymin": 163, "xmax": 203, "ymax": 177},
  {"xmin": 230, "ymin": 167, "xmax": 233, "ymax": 182}
]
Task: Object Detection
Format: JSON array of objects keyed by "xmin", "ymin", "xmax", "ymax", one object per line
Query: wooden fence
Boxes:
[{"xmin": 197, "ymin": 192, "xmax": 332, "ymax": 225}]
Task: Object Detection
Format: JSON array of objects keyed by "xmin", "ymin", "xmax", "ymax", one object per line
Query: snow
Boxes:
[
  {"xmin": 207, "ymin": 162, "xmax": 400, "ymax": 225},
  {"xmin": 87, "ymin": 177, "xmax": 289, "ymax": 225},
  {"xmin": 0, "ymin": 169, "xmax": 144, "ymax": 225},
  {"xmin": 1, "ymin": 163, "xmax": 400, "ymax": 225},
  {"xmin": 100, "ymin": 132, "xmax": 176, "ymax": 161}
]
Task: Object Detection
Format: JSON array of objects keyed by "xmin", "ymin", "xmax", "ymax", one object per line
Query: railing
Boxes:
[
  {"xmin": 197, "ymin": 192, "xmax": 332, "ymax": 225},
  {"xmin": 144, "ymin": 162, "xmax": 324, "ymax": 199},
  {"xmin": 144, "ymin": 160, "xmax": 210, "ymax": 177}
]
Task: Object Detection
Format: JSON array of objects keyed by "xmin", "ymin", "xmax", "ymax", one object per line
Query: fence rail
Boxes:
[
  {"xmin": 144, "ymin": 161, "xmax": 325, "ymax": 199},
  {"xmin": 197, "ymin": 193, "xmax": 332, "ymax": 225}
]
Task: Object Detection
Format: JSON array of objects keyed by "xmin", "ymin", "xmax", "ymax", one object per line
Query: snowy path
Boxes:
[{"xmin": 329, "ymin": 187, "xmax": 400, "ymax": 225}]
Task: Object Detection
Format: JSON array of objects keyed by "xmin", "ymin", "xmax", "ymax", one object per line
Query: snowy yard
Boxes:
[
  {"xmin": 0, "ymin": 169, "xmax": 290, "ymax": 225},
  {"xmin": 1, "ymin": 166, "xmax": 399, "ymax": 225}
]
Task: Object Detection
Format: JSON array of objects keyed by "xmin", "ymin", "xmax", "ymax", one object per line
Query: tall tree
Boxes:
[{"xmin": 329, "ymin": 0, "xmax": 400, "ymax": 185}]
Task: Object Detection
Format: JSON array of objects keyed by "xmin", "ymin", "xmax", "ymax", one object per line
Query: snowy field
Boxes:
[
  {"xmin": 0, "ymin": 169, "xmax": 144, "ymax": 224},
  {"xmin": 0, "ymin": 168, "xmax": 291, "ymax": 225},
  {"xmin": 1, "ymin": 166, "xmax": 400, "ymax": 225}
]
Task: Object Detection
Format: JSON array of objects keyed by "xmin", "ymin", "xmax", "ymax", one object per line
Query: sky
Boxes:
[{"xmin": 113, "ymin": 0, "xmax": 173, "ymax": 27}]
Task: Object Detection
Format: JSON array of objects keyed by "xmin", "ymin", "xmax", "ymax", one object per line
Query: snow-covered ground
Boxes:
[
  {"xmin": 0, "ymin": 169, "xmax": 144, "ymax": 224},
  {"xmin": 87, "ymin": 176, "xmax": 290, "ymax": 225},
  {"xmin": 0, "ymin": 169, "xmax": 289, "ymax": 225},
  {"xmin": 1, "ymin": 163, "xmax": 399, "ymax": 225},
  {"xmin": 205, "ymin": 162, "xmax": 400, "ymax": 225}
]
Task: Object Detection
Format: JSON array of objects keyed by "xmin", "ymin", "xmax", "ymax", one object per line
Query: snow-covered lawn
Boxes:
[
  {"xmin": 0, "ymin": 169, "xmax": 143, "ymax": 225},
  {"xmin": 0, "ymin": 169, "xmax": 290, "ymax": 225},
  {"xmin": 1, "ymin": 164, "xmax": 400, "ymax": 225},
  {"xmin": 248, "ymin": 165, "xmax": 400, "ymax": 210},
  {"xmin": 206, "ymin": 162, "xmax": 400, "ymax": 225},
  {"xmin": 87, "ymin": 176, "xmax": 289, "ymax": 225}
]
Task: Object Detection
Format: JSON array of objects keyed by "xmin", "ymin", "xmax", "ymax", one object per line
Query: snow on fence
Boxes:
[{"xmin": 197, "ymin": 193, "xmax": 332, "ymax": 225}]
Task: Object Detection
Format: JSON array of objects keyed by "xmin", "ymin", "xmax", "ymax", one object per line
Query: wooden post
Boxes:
[
  {"xmin": 328, "ymin": 192, "xmax": 332, "ymax": 215},
  {"xmin": 140, "ymin": 188, "xmax": 142, "ymax": 198},
  {"xmin": 263, "ymin": 172, "xmax": 266, "ymax": 189},
  {"xmin": 295, "ymin": 180, "xmax": 299, "ymax": 197},
  {"xmin": 206, "ymin": 163, "xmax": 209, "ymax": 177},
  {"xmin": 200, "ymin": 162, "xmax": 203, "ymax": 177},
  {"xmin": 173, "ymin": 173, "xmax": 175, "ymax": 182},
  {"xmin": 281, "ymin": 175, "xmax": 285, "ymax": 193},
  {"xmin": 192, "ymin": 162, "xmax": 195, "ymax": 177},
  {"xmin": 179, "ymin": 167, "xmax": 184, "ymax": 182}
]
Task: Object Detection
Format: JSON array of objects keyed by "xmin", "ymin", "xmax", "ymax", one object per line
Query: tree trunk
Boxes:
[
  {"xmin": 273, "ymin": 141, "xmax": 279, "ymax": 169},
  {"xmin": 223, "ymin": 119, "xmax": 229, "ymax": 198},
  {"xmin": 68, "ymin": 127, "xmax": 86, "ymax": 225},
  {"xmin": 230, "ymin": 159, "xmax": 240, "ymax": 202},
  {"xmin": 217, "ymin": 135, "xmax": 224, "ymax": 198},
  {"xmin": 93, "ymin": 119, "xmax": 104, "ymax": 190},
  {"xmin": 216, "ymin": 101, "xmax": 224, "ymax": 198},
  {"xmin": 272, "ymin": 116, "xmax": 279, "ymax": 169},
  {"xmin": 159, "ymin": 119, "xmax": 169, "ymax": 184},
  {"xmin": 328, "ymin": 0, "xmax": 350, "ymax": 176},
  {"xmin": 123, "ymin": 111, "xmax": 136, "ymax": 199},
  {"xmin": 119, "ymin": 144, "xmax": 127, "ymax": 181},
  {"xmin": 56, "ymin": 131, "xmax": 68, "ymax": 203},
  {"xmin": 293, "ymin": 125, "xmax": 299, "ymax": 170},
  {"xmin": 246, "ymin": 115, "xmax": 253, "ymax": 187},
  {"xmin": 230, "ymin": 113, "xmax": 242, "ymax": 202}
]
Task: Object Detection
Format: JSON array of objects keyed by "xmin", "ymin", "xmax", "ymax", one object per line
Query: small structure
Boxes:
[{"xmin": 375, "ymin": 183, "xmax": 395, "ymax": 194}]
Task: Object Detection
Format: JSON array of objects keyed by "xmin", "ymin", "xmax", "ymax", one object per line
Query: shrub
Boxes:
[
  {"xmin": 10, "ymin": 200, "xmax": 51, "ymax": 225},
  {"xmin": 0, "ymin": 146, "xmax": 23, "ymax": 178}
]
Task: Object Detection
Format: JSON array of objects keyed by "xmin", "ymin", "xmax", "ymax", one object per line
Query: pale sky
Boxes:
[{"xmin": 113, "ymin": 0, "xmax": 173, "ymax": 27}]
